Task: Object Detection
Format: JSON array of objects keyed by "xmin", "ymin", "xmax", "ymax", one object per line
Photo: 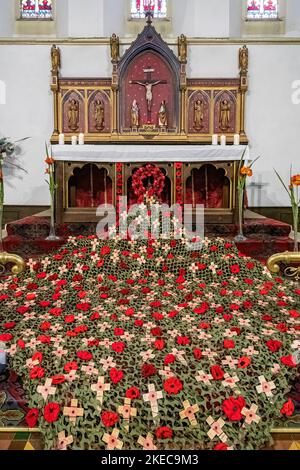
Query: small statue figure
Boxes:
[
  {"xmin": 194, "ymin": 99, "xmax": 204, "ymax": 130},
  {"xmin": 131, "ymin": 100, "xmax": 139, "ymax": 128},
  {"xmin": 51, "ymin": 44, "xmax": 61, "ymax": 75},
  {"xmin": 219, "ymin": 99, "xmax": 231, "ymax": 132},
  {"xmin": 110, "ymin": 33, "xmax": 120, "ymax": 62},
  {"xmin": 68, "ymin": 99, "xmax": 79, "ymax": 132},
  {"xmin": 178, "ymin": 34, "xmax": 187, "ymax": 63},
  {"xmin": 94, "ymin": 99, "xmax": 105, "ymax": 131},
  {"xmin": 239, "ymin": 45, "xmax": 248, "ymax": 74},
  {"xmin": 158, "ymin": 100, "xmax": 167, "ymax": 127}
]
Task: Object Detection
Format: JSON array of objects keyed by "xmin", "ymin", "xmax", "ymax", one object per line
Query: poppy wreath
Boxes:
[{"xmin": 132, "ymin": 164, "xmax": 165, "ymax": 203}]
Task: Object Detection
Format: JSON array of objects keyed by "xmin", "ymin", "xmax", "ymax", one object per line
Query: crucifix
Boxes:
[{"xmin": 129, "ymin": 67, "xmax": 167, "ymax": 122}]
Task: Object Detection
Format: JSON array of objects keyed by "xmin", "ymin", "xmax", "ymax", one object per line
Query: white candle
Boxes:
[
  {"xmin": 212, "ymin": 134, "xmax": 218, "ymax": 146},
  {"xmin": 58, "ymin": 133, "xmax": 65, "ymax": 145},
  {"xmin": 71, "ymin": 135, "xmax": 77, "ymax": 146},
  {"xmin": 234, "ymin": 134, "xmax": 240, "ymax": 146},
  {"xmin": 220, "ymin": 135, "xmax": 226, "ymax": 146},
  {"xmin": 78, "ymin": 133, "xmax": 85, "ymax": 145}
]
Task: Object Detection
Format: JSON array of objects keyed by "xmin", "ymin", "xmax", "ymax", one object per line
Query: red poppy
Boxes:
[
  {"xmin": 30, "ymin": 366, "xmax": 45, "ymax": 380},
  {"xmin": 101, "ymin": 411, "xmax": 119, "ymax": 427},
  {"xmin": 65, "ymin": 315, "xmax": 75, "ymax": 324},
  {"xmin": 25, "ymin": 408, "xmax": 39, "ymax": 428},
  {"xmin": 3, "ymin": 322, "xmax": 16, "ymax": 329},
  {"xmin": 193, "ymin": 348, "xmax": 202, "ymax": 360},
  {"xmin": 238, "ymin": 356, "xmax": 251, "ymax": 369},
  {"xmin": 154, "ymin": 339, "xmax": 165, "ymax": 350},
  {"xmin": 109, "ymin": 368, "xmax": 124, "ymax": 384},
  {"xmin": 280, "ymin": 399, "xmax": 294, "ymax": 417},
  {"xmin": 126, "ymin": 387, "xmax": 140, "ymax": 400},
  {"xmin": 114, "ymin": 328, "xmax": 124, "ymax": 336},
  {"xmin": 164, "ymin": 377, "xmax": 183, "ymax": 395},
  {"xmin": 142, "ymin": 364, "xmax": 157, "ymax": 378},
  {"xmin": 0, "ymin": 333, "xmax": 13, "ymax": 342},
  {"xmin": 51, "ymin": 374, "xmax": 66, "ymax": 385},
  {"xmin": 135, "ymin": 319, "xmax": 144, "ymax": 327},
  {"xmin": 151, "ymin": 327, "xmax": 163, "ymax": 337},
  {"xmin": 177, "ymin": 336, "xmax": 190, "ymax": 346},
  {"xmin": 222, "ymin": 396, "xmax": 246, "ymax": 421},
  {"xmin": 40, "ymin": 321, "xmax": 51, "ymax": 331},
  {"xmin": 230, "ymin": 264, "xmax": 240, "ymax": 274},
  {"xmin": 156, "ymin": 426, "xmax": 173, "ymax": 440},
  {"xmin": 211, "ymin": 365, "xmax": 225, "ymax": 381},
  {"xmin": 111, "ymin": 342, "xmax": 125, "ymax": 353},
  {"xmin": 164, "ymin": 354, "xmax": 176, "ymax": 365},
  {"xmin": 223, "ymin": 340, "xmax": 235, "ymax": 349},
  {"xmin": 265, "ymin": 340, "xmax": 282, "ymax": 353},
  {"xmin": 194, "ymin": 302, "xmax": 210, "ymax": 314},
  {"xmin": 214, "ymin": 443, "xmax": 228, "ymax": 451},
  {"xmin": 44, "ymin": 402, "xmax": 60, "ymax": 423},
  {"xmin": 280, "ymin": 355, "xmax": 297, "ymax": 368},
  {"xmin": 77, "ymin": 350, "xmax": 93, "ymax": 361}
]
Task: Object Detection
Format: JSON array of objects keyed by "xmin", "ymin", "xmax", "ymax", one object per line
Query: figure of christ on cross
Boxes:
[{"xmin": 129, "ymin": 67, "xmax": 167, "ymax": 123}]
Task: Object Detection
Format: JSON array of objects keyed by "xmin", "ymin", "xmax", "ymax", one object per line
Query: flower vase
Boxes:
[
  {"xmin": 293, "ymin": 206, "xmax": 299, "ymax": 252},
  {"xmin": 234, "ymin": 188, "xmax": 247, "ymax": 242},
  {"xmin": 46, "ymin": 194, "xmax": 60, "ymax": 241}
]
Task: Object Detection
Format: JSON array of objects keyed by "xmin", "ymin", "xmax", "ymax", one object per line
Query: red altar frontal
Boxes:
[{"xmin": 50, "ymin": 13, "xmax": 250, "ymax": 224}]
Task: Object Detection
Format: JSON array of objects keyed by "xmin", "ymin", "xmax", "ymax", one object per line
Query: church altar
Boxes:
[
  {"xmin": 50, "ymin": 13, "xmax": 250, "ymax": 224},
  {"xmin": 52, "ymin": 144, "xmax": 249, "ymax": 163}
]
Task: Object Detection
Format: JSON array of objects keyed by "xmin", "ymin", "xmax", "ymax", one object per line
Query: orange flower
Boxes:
[
  {"xmin": 240, "ymin": 166, "xmax": 253, "ymax": 177},
  {"xmin": 291, "ymin": 174, "xmax": 300, "ymax": 186},
  {"xmin": 45, "ymin": 157, "xmax": 55, "ymax": 165}
]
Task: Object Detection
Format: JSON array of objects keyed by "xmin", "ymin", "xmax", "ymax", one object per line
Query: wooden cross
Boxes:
[
  {"xmin": 118, "ymin": 398, "xmax": 137, "ymax": 431},
  {"xmin": 143, "ymin": 384, "xmax": 163, "ymax": 418},
  {"xmin": 37, "ymin": 378, "xmax": 56, "ymax": 401},
  {"xmin": 91, "ymin": 376, "xmax": 110, "ymax": 405},
  {"xmin": 179, "ymin": 400, "xmax": 199, "ymax": 427},
  {"xmin": 57, "ymin": 431, "xmax": 74, "ymax": 451},
  {"xmin": 102, "ymin": 428, "xmax": 123, "ymax": 450},
  {"xmin": 206, "ymin": 416, "xmax": 227, "ymax": 442},
  {"xmin": 129, "ymin": 66, "xmax": 167, "ymax": 123},
  {"xmin": 63, "ymin": 399, "xmax": 84, "ymax": 424},
  {"xmin": 138, "ymin": 433, "xmax": 157, "ymax": 450}
]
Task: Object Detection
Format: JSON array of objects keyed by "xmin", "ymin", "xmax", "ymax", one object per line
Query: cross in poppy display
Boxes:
[
  {"xmin": 63, "ymin": 399, "xmax": 84, "ymax": 424},
  {"xmin": 118, "ymin": 398, "xmax": 137, "ymax": 431},
  {"xmin": 179, "ymin": 400, "xmax": 200, "ymax": 427},
  {"xmin": 102, "ymin": 429, "xmax": 123, "ymax": 450},
  {"xmin": 142, "ymin": 383, "xmax": 163, "ymax": 418}
]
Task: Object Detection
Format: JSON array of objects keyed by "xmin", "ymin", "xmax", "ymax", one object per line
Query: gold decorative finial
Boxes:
[
  {"xmin": 0, "ymin": 252, "xmax": 25, "ymax": 275},
  {"xmin": 178, "ymin": 34, "xmax": 187, "ymax": 63},
  {"xmin": 51, "ymin": 45, "xmax": 61, "ymax": 75},
  {"xmin": 110, "ymin": 33, "xmax": 120, "ymax": 62},
  {"xmin": 239, "ymin": 45, "xmax": 248, "ymax": 75}
]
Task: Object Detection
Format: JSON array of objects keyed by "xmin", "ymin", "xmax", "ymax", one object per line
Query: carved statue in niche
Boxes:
[
  {"xmin": 158, "ymin": 101, "xmax": 167, "ymax": 127},
  {"xmin": 131, "ymin": 100, "xmax": 139, "ymax": 128},
  {"xmin": 219, "ymin": 99, "xmax": 231, "ymax": 132},
  {"xmin": 110, "ymin": 33, "xmax": 120, "ymax": 62},
  {"xmin": 194, "ymin": 99, "xmax": 204, "ymax": 130},
  {"xmin": 68, "ymin": 99, "xmax": 79, "ymax": 132},
  {"xmin": 94, "ymin": 99, "xmax": 105, "ymax": 131},
  {"xmin": 51, "ymin": 45, "xmax": 60, "ymax": 75},
  {"xmin": 178, "ymin": 34, "xmax": 187, "ymax": 63},
  {"xmin": 239, "ymin": 45, "xmax": 248, "ymax": 74}
]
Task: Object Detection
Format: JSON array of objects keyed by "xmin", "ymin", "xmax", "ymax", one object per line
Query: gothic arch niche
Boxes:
[
  {"xmin": 68, "ymin": 164, "xmax": 113, "ymax": 208},
  {"xmin": 185, "ymin": 165, "xmax": 231, "ymax": 209},
  {"xmin": 87, "ymin": 90, "xmax": 111, "ymax": 134},
  {"xmin": 187, "ymin": 90, "xmax": 211, "ymax": 134},
  {"xmin": 214, "ymin": 90, "xmax": 237, "ymax": 135},
  {"xmin": 117, "ymin": 19, "xmax": 181, "ymax": 133},
  {"xmin": 61, "ymin": 90, "xmax": 85, "ymax": 134}
]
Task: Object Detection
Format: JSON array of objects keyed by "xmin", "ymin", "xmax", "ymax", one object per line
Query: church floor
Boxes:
[{"xmin": 0, "ymin": 430, "xmax": 299, "ymax": 451}]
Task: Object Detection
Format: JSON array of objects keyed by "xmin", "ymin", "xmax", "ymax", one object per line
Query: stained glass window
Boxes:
[
  {"xmin": 131, "ymin": 0, "xmax": 167, "ymax": 19},
  {"xmin": 247, "ymin": 0, "xmax": 278, "ymax": 19},
  {"xmin": 20, "ymin": 0, "xmax": 53, "ymax": 20}
]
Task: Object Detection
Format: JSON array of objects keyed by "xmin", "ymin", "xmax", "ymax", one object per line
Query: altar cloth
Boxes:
[{"xmin": 52, "ymin": 144, "xmax": 250, "ymax": 163}]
